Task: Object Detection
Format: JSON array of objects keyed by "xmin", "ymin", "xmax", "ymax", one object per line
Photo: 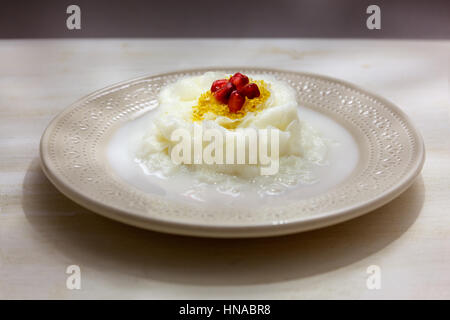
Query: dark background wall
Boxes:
[{"xmin": 0, "ymin": 0, "xmax": 449, "ymax": 39}]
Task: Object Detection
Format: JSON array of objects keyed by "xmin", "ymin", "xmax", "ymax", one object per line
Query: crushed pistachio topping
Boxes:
[{"xmin": 192, "ymin": 79, "xmax": 270, "ymax": 122}]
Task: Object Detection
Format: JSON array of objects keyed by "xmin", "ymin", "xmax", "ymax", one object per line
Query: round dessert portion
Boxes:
[{"xmin": 135, "ymin": 71, "xmax": 330, "ymax": 198}]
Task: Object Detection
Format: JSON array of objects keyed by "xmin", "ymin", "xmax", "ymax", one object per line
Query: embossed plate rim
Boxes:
[{"xmin": 40, "ymin": 68, "xmax": 425, "ymax": 238}]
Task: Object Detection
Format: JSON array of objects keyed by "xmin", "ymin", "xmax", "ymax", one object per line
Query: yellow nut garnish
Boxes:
[{"xmin": 192, "ymin": 79, "xmax": 270, "ymax": 122}]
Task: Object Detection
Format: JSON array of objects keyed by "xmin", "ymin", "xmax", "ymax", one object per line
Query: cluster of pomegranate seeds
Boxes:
[{"xmin": 211, "ymin": 73, "xmax": 261, "ymax": 113}]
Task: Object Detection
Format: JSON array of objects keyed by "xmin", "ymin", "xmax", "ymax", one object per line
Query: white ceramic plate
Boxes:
[{"xmin": 40, "ymin": 68, "xmax": 425, "ymax": 238}]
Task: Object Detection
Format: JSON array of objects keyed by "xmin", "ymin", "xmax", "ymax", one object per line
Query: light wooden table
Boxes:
[{"xmin": 0, "ymin": 39, "xmax": 449, "ymax": 299}]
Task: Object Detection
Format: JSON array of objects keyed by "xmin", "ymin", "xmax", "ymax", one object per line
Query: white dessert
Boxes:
[{"xmin": 107, "ymin": 72, "xmax": 359, "ymax": 203}]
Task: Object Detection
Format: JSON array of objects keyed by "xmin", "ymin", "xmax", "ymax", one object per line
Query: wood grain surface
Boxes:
[{"xmin": 0, "ymin": 39, "xmax": 449, "ymax": 299}]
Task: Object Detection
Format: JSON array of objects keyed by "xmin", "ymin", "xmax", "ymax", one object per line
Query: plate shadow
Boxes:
[{"xmin": 23, "ymin": 158, "xmax": 425, "ymax": 286}]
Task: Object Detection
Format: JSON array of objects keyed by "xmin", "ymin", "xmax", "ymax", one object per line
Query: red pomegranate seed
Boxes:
[
  {"xmin": 214, "ymin": 82, "xmax": 234, "ymax": 104},
  {"xmin": 240, "ymin": 83, "xmax": 260, "ymax": 99},
  {"xmin": 210, "ymin": 79, "xmax": 228, "ymax": 93},
  {"xmin": 229, "ymin": 73, "xmax": 249, "ymax": 90},
  {"xmin": 228, "ymin": 90, "xmax": 245, "ymax": 113}
]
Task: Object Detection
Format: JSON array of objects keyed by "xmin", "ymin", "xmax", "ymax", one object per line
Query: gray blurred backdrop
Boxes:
[{"xmin": 0, "ymin": 0, "xmax": 449, "ymax": 38}]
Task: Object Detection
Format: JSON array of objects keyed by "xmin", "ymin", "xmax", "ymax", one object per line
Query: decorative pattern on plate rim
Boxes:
[{"xmin": 42, "ymin": 68, "xmax": 423, "ymax": 227}]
